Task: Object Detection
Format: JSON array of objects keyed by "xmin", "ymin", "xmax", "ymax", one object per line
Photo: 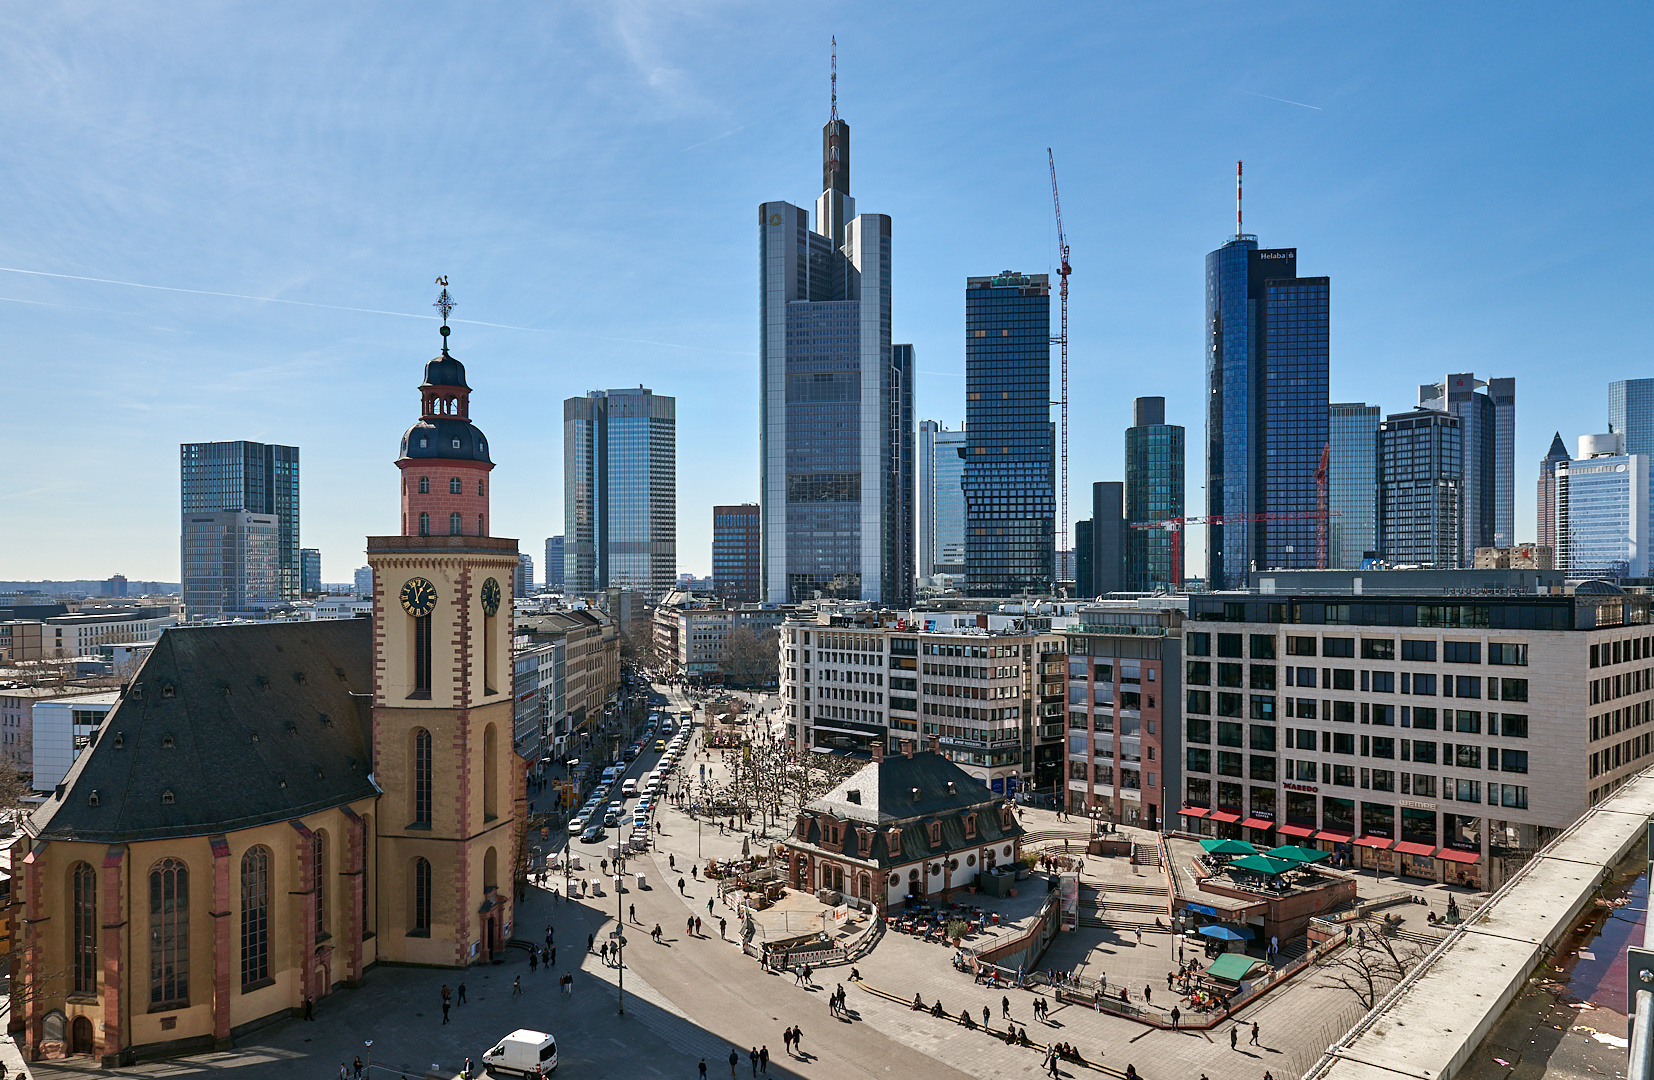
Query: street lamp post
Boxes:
[
  {"xmin": 363, "ymin": 1039, "xmax": 373, "ymax": 1078},
  {"xmin": 615, "ymin": 844, "xmax": 627, "ymax": 1015}
]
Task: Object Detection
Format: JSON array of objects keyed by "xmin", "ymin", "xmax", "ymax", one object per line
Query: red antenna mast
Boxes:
[
  {"xmin": 1048, "ymin": 149, "xmax": 1072, "ymax": 577},
  {"xmin": 830, "ymin": 36, "xmax": 838, "ymax": 123}
]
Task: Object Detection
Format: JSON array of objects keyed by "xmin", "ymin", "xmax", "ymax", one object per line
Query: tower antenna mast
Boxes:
[
  {"xmin": 1048, "ymin": 149, "xmax": 1071, "ymax": 580},
  {"xmin": 830, "ymin": 36, "xmax": 837, "ymax": 123},
  {"xmin": 1236, "ymin": 160, "xmax": 1243, "ymax": 238}
]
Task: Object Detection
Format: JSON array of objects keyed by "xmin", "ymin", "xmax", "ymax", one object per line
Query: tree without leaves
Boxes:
[
  {"xmin": 717, "ymin": 628, "xmax": 778, "ymax": 689},
  {"xmin": 1315, "ymin": 925, "xmax": 1429, "ymax": 1010}
]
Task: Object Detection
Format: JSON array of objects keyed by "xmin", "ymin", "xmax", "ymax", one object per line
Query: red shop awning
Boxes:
[
  {"xmin": 1392, "ymin": 841, "xmax": 1437, "ymax": 857},
  {"xmin": 1238, "ymin": 817, "xmax": 1275, "ymax": 831},
  {"xmin": 1207, "ymin": 810, "xmax": 1242, "ymax": 823},
  {"xmin": 1436, "ymin": 847, "xmax": 1481, "ymax": 864},
  {"xmin": 1276, "ymin": 823, "xmax": 1315, "ymax": 838},
  {"xmin": 1180, "ymin": 807, "xmax": 1211, "ymax": 818},
  {"xmin": 1352, "ymin": 835, "xmax": 1395, "ymax": 850},
  {"xmin": 1314, "ymin": 829, "xmax": 1354, "ymax": 842}
]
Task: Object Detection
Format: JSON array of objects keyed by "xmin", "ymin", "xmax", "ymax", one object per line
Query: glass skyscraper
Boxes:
[
  {"xmin": 299, "ymin": 548, "xmax": 322, "ymax": 596},
  {"xmin": 1419, "ymin": 374, "xmax": 1516, "ymax": 563},
  {"xmin": 963, "ymin": 272, "xmax": 1054, "ymax": 595},
  {"xmin": 1090, "ymin": 481, "xmax": 1125, "ymax": 595},
  {"xmin": 180, "ymin": 440, "xmax": 300, "ymax": 601},
  {"xmin": 544, "ymin": 535, "xmax": 565, "ymax": 588},
  {"xmin": 1124, "ymin": 396, "xmax": 1184, "ymax": 590},
  {"xmin": 1379, "ymin": 410, "xmax": 1463, "ymax": 567},
  {"xmin": 1556, "ymin": 435, "xmax": 1650, "ymax": 578},
  {"xmin": 563, "ymin": 387, "xmax": 677, "ymax": 601},
  {"xmin": 1327, "ymin": 403, "xmax": 1381, "ymax": 568},
  {"xmin": 1204, "ymin": 237, "xmax": 1329, "ymax": 588},
  {"xmin": 918, "ymin": 421, "xmax": 967, "ymax": 578},
  {"xmin": 1610, "ymin": 379, "xmax": 1654, "ymax": 458},
  {"xmin": 712, "ymin": 504, "xmax": 760, "ymax": 602},
  {"xmin": 759, "ymin": 106, "xmax": 912, "ymax": 604}
]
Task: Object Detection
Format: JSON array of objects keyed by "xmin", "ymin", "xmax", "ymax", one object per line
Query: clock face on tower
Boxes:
[
  {"xmin": 481, "ymin": 577, "xmax": 501, "ymax": 617},
  {"xmin": 399, "ymin": 577, "xmax": 438, "ymax": 617}
]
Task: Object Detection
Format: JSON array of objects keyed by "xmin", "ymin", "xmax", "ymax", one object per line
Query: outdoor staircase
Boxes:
[{"xmin": 1131, "ymin": 843, "xmax": 1162, "ymax": 867}]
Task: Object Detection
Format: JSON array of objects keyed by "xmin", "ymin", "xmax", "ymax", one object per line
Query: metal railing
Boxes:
[{"xmin": 1630, "ymin": 820, "xmax": 1654, "ymax": 1080}]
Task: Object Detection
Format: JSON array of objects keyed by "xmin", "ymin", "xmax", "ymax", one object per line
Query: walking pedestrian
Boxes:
[
  {"xmin": 529, "ymin": 949, "xmax": 538, "ymax": 973},
  {"xmin": 442, "ymin": 999, "xmax": 450, "ymax": 1024},
  {"xmin": 354, "ymin": 1057, "xmax": 364, "ymax": 1080},
  {"xmin": 728, "ymin": 1047, "xmax": 739, "ymax": 1079},
  {"xmin": 1230, "ymin": 1026, "xmax": 1238, "ymax": 1050},
  {"xmin": 546, "ymin": 946, "xmax": 554, "ymax": 967},
  {"xmin": 695, "ymin": 915, "xmax": 703, "ymax": 936},
  {"xmin": 794, "ymin": 965, "xmax": 804, "ymax": 986},
  {"xmin": 588, "ymin": 932, "xmax": 595, "ymax": 952},
  {"xmin": 1170, "ymin": 1005, "xmax": 1180, "ymax": 1030},
  {"xmin": 670, "ymin": 853, "xmax": 676, "ymax": 870},
  {"xmin": 792, "ymin": 1026, "xmax": 802, "ymax": 1055},
  {"xmin": 748, "ymin": 1047, "xmax": 759, "ymax": 1076},
  {"xmin": 630, "ymin": 903, "xmax": 637, "ymax": 922},
  {"xmin": 513, "ymin": 975, "xmax": 523, "ymax": 996},
  {"xmin": 1166, "ymin": 971, "xmax": 1174, "ymax": 990},
  {"xmin": 304, "ymin": 996, "xmax": 315, "ymax": 1021},
  {"xmin": 983, "ymin": 1005, "xmax": 991, "ymax": 1026},
  {"xmin": 339, "ymin": 1064, "xmax": 348, "ymax": 1080},
  {"xmin": 679, "ymin": 877, "xmax": 687, "ymax": 894},
  {"xmin": 458, "ymin": 981, "xmax": 467, "ymax": 1004},
  {"xmin": 759, "ymin": 1045, "xmax": 769, "ymax": 1074},
  {"xmin": 1134, "ymin": 925, "xmax": 1143, "ymax": 945},
  {"xmin": 720, "ymin": 917, "xmax": 727, "ymax": 939},
  {"xmin": 802, "ymin": 963, "xmax": 812, "ymax": 986},
  {"xmin": 1002, "ymin": 995, "xmax": 1011, "ymax": 1018},
  {"xmin": 1250, "ymin": 1021, "xmax": 1260, "ymax": 1046},
  {"xmin": 698, "ymin": 1060, "xmax": 706, "ymax": 1079},
  {"xmin": 1143, "ymin": 984, "xmax": 1151, "ymax": 1005},
  {"xmin": 708, "ymin": 897, "xmax": 715, "ymax": 916},
  {"xmin": 689, "ymin": 916, "xmax": 696, "ymax": 937}
]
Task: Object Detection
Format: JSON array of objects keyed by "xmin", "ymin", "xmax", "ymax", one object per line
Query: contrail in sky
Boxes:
[
  {"xmin": 0, "ymin": 264, "xmax": 750, "ymax": 355},
  {"xmin": 1239, "ymin": 89, "xmax": 1322, "ymax": 111}
]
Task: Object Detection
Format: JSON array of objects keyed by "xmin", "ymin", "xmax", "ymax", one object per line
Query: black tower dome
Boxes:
[{"xmin": 397, "ymin": 311, "xmax": 492, "ymax": 464}]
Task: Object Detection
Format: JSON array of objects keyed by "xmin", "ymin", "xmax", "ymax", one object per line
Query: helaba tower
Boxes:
[{"xmin": 758, "ymin": 43, "xmax": 913, "ymax": 605}]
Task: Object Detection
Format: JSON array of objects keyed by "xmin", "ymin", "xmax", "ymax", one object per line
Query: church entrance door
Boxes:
[{"xmin": 70, "ymin": 1015, "xmax": 94, "ymax": 1055}]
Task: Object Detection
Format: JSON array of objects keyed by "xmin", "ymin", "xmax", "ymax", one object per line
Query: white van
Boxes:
[
  {"xmin": 483, "ymin": 1029, "xmax": 558, "ymax": 1075},
  {"xmin": 621, "ymin": 778, "xmax": 638, "ymax": 798}
]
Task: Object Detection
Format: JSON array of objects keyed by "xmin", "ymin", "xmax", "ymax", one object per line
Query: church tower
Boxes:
[{"xmin": 368, "ymin": 287, "xmax": 524, "ymax": 966}]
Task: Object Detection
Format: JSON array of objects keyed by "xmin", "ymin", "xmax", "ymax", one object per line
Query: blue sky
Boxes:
[{"xmin": 3, "ymin": 3, "xmax": 1650, "ymax": 583}]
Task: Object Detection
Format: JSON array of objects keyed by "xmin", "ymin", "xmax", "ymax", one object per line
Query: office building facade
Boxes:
[
  {"xmin": 180, "ymin": 510, "xmax": 282, "ymax": 617},
  {"xmin": 1179, "ymin": 584, "xmax": 1654, "ymax": 890},
  {"xmin": 180, "ymin": 440, "xmax": 300, "ymax": 600},
  {"xmin": 918, "ymin": 421, "xmax": 967, "ymax": 578},
  {"xmin": 1204, "ymin": 239, "xmax": 1330, "ymax": 588},
  {"xmin": 759, "ymin": 104, "xmax": 912, "ymax": 606},
  {"xmin": 1124, "ymin": 396, "xmax": 1185, "ymax": 591},
  {"xmin": 712, "ymin": 504, "xmax": 761, "ymax": 603},
  {"xmin": 1610, "ymin": 379, "xmax": 1654, "ymax": 458},
  {"xmin": 545, "ymin": 536, "xmax": 565, "ymax": 588},
  {"xmin": 1379, "ymin": 410, "xmax": 1463, "ymax": 568},
  {"xmin": 1327, "ymin": 403, "xmax": 1381, "ymax": 568},
  {"xmin": 516, "ymin": 553, "xmax": 534, "ymax": 597},
  {"xmin": 563, "ymin": 387, "xmax": 677, "ymax": 601},
  {"xmin": 1074, "ymin": 520, "xmax": 1094, "ymax": 597},
  {"xmin": 1419, "ymin": 375, "xmax": 1516, "ymax": 563},
  {"xmin": 1555, "ymin": 433, "xmax": 1651, "ymax": 579},
  {"xmin": 963, "ymin": 272, "xmax": 1054, "ymax": 596},
  {"xmin": 299, "ymin": 548, "xmax": 322, "ymax": 596},
  {"xmin": 1090, "ymin": 482, "xmax": 1125, "ymax": 595},
  {"xmin": 1536, "ymin": 432, "xmax": 1569, "ymax": 552}
]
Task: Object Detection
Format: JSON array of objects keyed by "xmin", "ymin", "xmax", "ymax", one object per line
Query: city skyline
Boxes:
[{"xmin": 5, "ymin": 6, "xmax": 1652, "ymax": 582}]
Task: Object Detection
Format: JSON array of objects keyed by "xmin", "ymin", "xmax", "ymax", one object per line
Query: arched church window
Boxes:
[
  {"xmin": 412, "ymin": 858, "xmax": 432, "ymax": 933},
  {"xmin": 312, "ymin": 831, "xmax": 327, "ymax": 938},
  {"xmin": 449, "ymin": 477, "xmax": 462, "ymax": 494},
  {"xmin": 478, "ymin": 515, "xmax": 485, "ymax": 537},
  {"xmin": 450, "ymin": 512, "xmax": 462, "ymax": 535},
  {"xmin": 71, "ymin": 862, "xmax": 97, "ymax": 993},
  {"xmin": 149, "ymin": 858, "xmax": 188, "ymax": 1008},
  {"xmin": 419, "ymin": 476, "xmax": 429, "ymax": 494},
  {"xmin": 412, "ymin": 729, "xmax": 432, "ymax": 826},
  {"xmin": 240, "ymin": 847, "xmax": 270, "ymax": 988},
  {"xmin": 419, "ymin": 513, "xmax": 429, "ymax": 536}
]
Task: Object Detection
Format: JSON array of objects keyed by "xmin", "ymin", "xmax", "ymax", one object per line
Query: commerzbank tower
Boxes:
[{"xmin": 758, "ymin": 46, "xmax": 913, "ymax": 605}]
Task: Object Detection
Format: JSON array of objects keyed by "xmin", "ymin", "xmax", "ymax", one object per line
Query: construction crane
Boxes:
[
  {"xmin": 1130, "ymin": 510, "xmax": 1337, "ymax": 589},
  {"xmin": 1048, "ymin": 149, "xmax": 1071, "ymax": 575}
]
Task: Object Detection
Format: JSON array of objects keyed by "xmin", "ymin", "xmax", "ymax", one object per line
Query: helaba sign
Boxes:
[{"xmin": 1258, "ymin": 252, "xmax": 1292, "ymax": 259}]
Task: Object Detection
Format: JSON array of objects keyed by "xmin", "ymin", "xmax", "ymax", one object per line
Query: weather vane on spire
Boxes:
[
  {"xmin": 829, "ymin": 36, "xmax": 837, "ymax": 124},
  {"xmin": 433, "ymin": 277, "xmax": 455, "ymax": 351}
]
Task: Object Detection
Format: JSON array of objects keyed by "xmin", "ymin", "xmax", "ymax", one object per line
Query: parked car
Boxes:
[{"xmin": 482, "ymin": 1029, "xmax": 558, "ymax": 1076}]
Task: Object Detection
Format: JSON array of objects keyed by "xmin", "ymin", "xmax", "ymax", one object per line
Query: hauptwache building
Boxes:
[{"xmin": 11, "ymin": 312, "xmax": 526, "ymax": 1064}]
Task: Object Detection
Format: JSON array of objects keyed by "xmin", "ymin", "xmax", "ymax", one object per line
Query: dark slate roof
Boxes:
[
  {"xmin": 28, "ymin": 619, "xmax": 378, "ymax": 844},
  {"xmin": 808, "ymin": 751, "xmax": 1010, "ymax": 825},
  {"xmin": 793, "ymin": 752, "xmax": 1024, "ymax": 868},
  {"xmin": 423, "ymin": 351, "xmax": 471, "ymax": 389},
  {"xmin": 399, "ymin": 416, "xmax": 492, "ymax": 463}
]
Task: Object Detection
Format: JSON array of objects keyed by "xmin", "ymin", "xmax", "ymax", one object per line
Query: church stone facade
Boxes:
[{"xmin": 11, "ymin": 314, "xmax": 525, "ymax": 1064}]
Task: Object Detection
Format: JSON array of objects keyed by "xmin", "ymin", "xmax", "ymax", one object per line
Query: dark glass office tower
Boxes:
[
  {"xmin": 963, "ymin": 272, "xmax": 1054, "ymax": 595},
  {"xmin": 759, "ymin": 104, "xmax": 911, "ymax": 604},
  {"xmin": 1327, "ymin": 403, "xmax": 1381, "ymax": 568},
  {"xmin": 180, "ymin": 440, "xmax": 300, "ymax": 600},
  {"xmin": 1124, "ymin": 396, "xmax": 1184, "ymax": 590},
  {"xmin": 1074, "ymin": 520, "xmax": 1094, "ymax": 596},
  {"xmin": 712, "ymin": 504, "xmax": 761, "ymax": 603},
  {"xmin": 1379, "ymin": 410, "xmax": 1463, "ymax": 567},
  {"xmin": 1091, "ymin": 481, "xmax": 1125, "ymax": 595},
  {"xmin": 1418, "ymin": 374, "xmax": 1516, "ymax": 561},
  {"xmin": 1204, "ymin": 238, "xmax": 1329, "ymax": 588}
]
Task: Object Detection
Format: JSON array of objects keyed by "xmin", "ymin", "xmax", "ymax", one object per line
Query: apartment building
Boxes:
[
  {"xmin": 1178, "ymin": 578, "xmax": 1649, "ymax": 890},
  {"xmin": 779, "ymin": 607, "xmax": 1065, "ymax": 794},
  {"xmin": 651, "ymin": 591, "xmax": 787, "ymax": 678},
  {"xmin": 1058, "ymin": 602, "xmax": 1185, "ymax": 829}
]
